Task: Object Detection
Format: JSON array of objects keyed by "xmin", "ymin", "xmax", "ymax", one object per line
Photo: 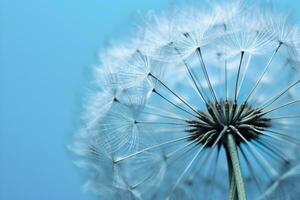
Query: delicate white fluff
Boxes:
[{"xmin": 70, "ymin": 1, "xmax": 300, "ymax": 199}]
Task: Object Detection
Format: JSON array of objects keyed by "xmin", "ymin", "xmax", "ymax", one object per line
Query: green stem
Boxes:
[
  {"xmin": 229, "ymin": 168, "xmax": 237, "ymax": 200},
  {"xmin": 226, "ymin": 147, "xmax": 237, "ymax": 200},
  {"xmin": 226, "ymin": 134, "xmax": 247, "ymax": 200}
]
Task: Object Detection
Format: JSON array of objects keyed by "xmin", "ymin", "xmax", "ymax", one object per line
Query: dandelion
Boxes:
[{"xmin": 71, "ymin": 1, "xmax": 300, "ymax": 199}]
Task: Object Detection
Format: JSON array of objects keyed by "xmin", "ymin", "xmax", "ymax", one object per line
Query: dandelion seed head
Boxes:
[{"xmin": 71, "ymin": 1, "xmax": 300, "ymax": 199}]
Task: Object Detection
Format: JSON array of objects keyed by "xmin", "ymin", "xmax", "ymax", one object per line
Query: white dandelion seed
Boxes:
[{"xmin": 71, "ymin": 1, "xmax": 300, "ymax": 199}]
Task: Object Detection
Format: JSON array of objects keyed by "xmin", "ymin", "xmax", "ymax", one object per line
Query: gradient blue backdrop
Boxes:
[{"xmin": 0, "ymin": 0, "xmax": 299, "ymax": 199}]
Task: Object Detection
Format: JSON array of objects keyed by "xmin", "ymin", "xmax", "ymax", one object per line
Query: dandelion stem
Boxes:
[
  {"xmin": 227, "ymin": 150, "xmax": 237, "ymax": 200},
  {"xmin": 226, "ymin": 134, "xmax": 247, "ymax": 200},
  {"xmin": 229, "ymin": 171, "xmax": 237, "ymax": 200}
]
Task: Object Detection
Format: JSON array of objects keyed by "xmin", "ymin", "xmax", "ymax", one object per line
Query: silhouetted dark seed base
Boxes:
[{"xmin": 186, "ymin": 100, "xmax": 271, "ymax": 147}]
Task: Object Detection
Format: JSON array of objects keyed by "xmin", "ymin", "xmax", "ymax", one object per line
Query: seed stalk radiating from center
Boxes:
[{"xmin": 186, "ymin": 101, "xmax": 271, "ymax": 147}]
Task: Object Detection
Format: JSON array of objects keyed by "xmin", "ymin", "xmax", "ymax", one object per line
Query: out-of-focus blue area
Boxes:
[
  {"xmin": 0, "ymin": 0, "xmax": 299, "ymax": 199},
  {"xmin": 0, "ymin": 0, "xmax": 172, "ymax": 199}
]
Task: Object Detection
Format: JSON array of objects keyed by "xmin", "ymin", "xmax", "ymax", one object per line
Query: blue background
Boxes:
[{"xmin": 0, "ymin": 0, "xmax": 299, "ymax": 199}]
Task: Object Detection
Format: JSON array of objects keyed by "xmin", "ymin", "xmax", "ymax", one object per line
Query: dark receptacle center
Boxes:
[{"xmin": 186, "ymin": 101, "xmax": 271, "ymax": 147}]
